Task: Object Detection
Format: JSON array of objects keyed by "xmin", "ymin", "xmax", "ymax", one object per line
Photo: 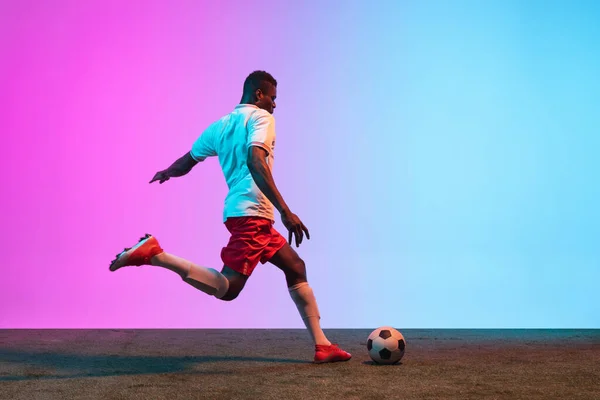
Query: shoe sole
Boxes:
[
  {"xmin": 314, "ymin": 354, "xmax": 352, "ymax": 364},
  {"xmin": 109, "ymin": 233, "xmax": 153, "ymax": 272}
]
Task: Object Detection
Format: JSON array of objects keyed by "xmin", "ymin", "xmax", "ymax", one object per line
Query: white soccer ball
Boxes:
[{"xmin": 367, "ymin": 326, "xmax": 406, "ymax": 364}]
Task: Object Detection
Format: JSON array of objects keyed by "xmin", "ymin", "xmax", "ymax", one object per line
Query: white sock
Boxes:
[
  {"xmin": 151, "ymin": 252, "xmax": 229, "ymax": 298},
  {"xmin": 288, "ymin": 282, "xmax": 331, "ymax": 346}
]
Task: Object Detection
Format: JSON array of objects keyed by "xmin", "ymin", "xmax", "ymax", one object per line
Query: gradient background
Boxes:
[{"xmin": 1, "ymin": 0, "xmax": 598, "ymax": 329}]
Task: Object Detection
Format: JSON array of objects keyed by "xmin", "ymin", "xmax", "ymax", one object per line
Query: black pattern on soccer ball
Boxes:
[
  {"xmin": 398, "ymin": 339, "xmax": 406, "ymax": 351},
  {"xmin": 379, "ymin": 348, "xmax": 392, "ymax": 360},
  {"xmin": 367, "ymin": 339, "xmax": 373, "ymax": 351},
  {"xmin": 379, "ymin": 329, "xmax": 392, "ymax": 339}
]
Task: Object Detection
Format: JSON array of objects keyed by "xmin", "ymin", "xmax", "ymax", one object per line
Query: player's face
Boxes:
[{"xmin": 256, "ymin": 84, "xmax": 277, "ymax": 114}]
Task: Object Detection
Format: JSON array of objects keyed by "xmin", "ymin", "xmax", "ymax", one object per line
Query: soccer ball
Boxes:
[{"xmin": 367, "ymin": 326, "xmax": 406, "ymax": 365}]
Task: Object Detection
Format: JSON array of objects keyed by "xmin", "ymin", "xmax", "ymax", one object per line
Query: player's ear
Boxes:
[{"xmin": 255, "ymin": 89, "xmax": 263, "ymax": 101}]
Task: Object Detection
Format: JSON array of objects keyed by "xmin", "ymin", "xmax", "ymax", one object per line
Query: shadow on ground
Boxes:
[
  {"xmin": 360, "ymin": 360, "xmax": 403, "ymax": 366},
  {"xmin": 0, "ymin": 349, "xmax": 308, "ymax": 382}
]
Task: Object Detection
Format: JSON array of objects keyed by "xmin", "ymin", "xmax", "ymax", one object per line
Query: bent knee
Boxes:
[
  {"xmin": 294, "ymin": 258, "xmax": 306, "ymax": 275},
  {"xmin": 219, "ymin": 287, "xmax": 241, "ymax": 301},
  {"xmin": 295, "ymin": 271, "xmax": 307, "ymax": 283},
  {"xmin": 286, "ymin": 260, "xmax": 308, "ymax": 286}
]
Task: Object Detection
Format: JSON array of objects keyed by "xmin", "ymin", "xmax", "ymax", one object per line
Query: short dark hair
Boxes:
[{"xmin": 243, "ymin": 70, "xmax": 277, "ymax": 96}]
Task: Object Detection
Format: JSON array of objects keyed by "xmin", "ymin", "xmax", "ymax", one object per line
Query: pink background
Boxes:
[{"xmin": 1, "ymin": 0, "xmax": 334, "ymax": 328}]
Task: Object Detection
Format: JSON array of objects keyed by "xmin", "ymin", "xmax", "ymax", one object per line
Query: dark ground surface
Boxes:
[{"xmin": 0, "ymin": 329, "xmax": 599, "ymax": 400}]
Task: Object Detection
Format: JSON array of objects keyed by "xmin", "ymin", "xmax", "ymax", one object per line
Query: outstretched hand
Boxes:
[
  {"xmin": 282, "ymin": 211, "xmax": 310, "ymax": 247},
  {"xmin": 149, "ymin": 170, "xmax": 171, "ymax": 184}
]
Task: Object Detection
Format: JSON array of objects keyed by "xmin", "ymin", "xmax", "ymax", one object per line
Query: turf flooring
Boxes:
[{"xmin": 1, "ymin": 329, "xmax": 599, "ymax": 399}]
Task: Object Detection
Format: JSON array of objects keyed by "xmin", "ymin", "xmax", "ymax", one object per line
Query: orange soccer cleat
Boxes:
[
  {"xmin": 109, "ymin": 234, "xmax": 164, "ymax": 271},
  {"xmin": 314, "ymin": 344, "xmax": 352, "ymax": 364}
]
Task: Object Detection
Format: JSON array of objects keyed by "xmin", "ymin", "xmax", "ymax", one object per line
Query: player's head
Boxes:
[{"xmin": 242, "ymin": 70, "xmax": 277, "ymax": 114}]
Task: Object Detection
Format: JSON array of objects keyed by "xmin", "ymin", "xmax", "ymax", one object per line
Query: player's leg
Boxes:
[
  {"xmin": 152, "ymin": 252, "xmax": 233, "ymax": 299},
  {"xmin": 109, "ymin": 234, "xmax": 230, "ymax": 299},
  {"xmin": 268, "ymin": 243, "xmax": 351, "ymax": 363},
  {"xmin": 217, "ymin": 217, "xmax": 268, "ymax": 300},
  {"xmin": 218, "ymin": 266, "xmax": 249, "ymax": 301},
  {"xmin": 268, "ymin": 244, "xmax": 329, "ymax": 345},
  {"xmin": 147, "ymin": 217, "xmax": 259, "ymax": 301}
]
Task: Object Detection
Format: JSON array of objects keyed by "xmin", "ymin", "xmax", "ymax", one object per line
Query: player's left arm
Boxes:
[{"xmin": 149, "ymin": 152, "xmax": 198, "ymax": 184}]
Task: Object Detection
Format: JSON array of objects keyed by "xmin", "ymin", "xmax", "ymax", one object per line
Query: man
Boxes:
[{"xmin": 110, "ymin": 71, "xmax": 351, "ymax": 364}]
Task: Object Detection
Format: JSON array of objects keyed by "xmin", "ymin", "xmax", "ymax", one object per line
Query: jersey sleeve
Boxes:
[
  {"xmin": 190, "ymin": 122, "xmax": 218, "ymax": 161},
  {"xmin": 247, "ymin": 110, "xmax": 275, "ymax": 155}
]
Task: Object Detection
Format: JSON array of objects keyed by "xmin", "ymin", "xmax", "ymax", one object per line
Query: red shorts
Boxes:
[{"xmin": 220, "ymin": 216, "xmax": 287, "ymax": 276}]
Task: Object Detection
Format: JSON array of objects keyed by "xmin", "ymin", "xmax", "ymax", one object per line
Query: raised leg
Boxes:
[{"xmin": 218, "ymin": 266, "xmax": 250, "ymax": 301}]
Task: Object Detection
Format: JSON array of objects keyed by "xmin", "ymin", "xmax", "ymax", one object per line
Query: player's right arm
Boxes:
[
  {"xmin": 247, "ymin": 146, "xmax": 310, "ymax": 247},
  {"xmin": 149, "ymin": 152, "xmax": 198, "ymax": 184},
  {"xmin": 150, "ymin": 122, "xmax": 217, "ymax": 184}
]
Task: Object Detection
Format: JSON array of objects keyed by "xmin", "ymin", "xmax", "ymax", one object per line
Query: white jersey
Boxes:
[{"xmin": 190, "ymin": 104, "xmax": 276, "ymax": 222}]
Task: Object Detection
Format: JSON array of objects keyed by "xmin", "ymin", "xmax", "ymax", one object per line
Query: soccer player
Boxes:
[{"xmin": 110, "ymin": 71, "xmax": 352, "ymax": 364}]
